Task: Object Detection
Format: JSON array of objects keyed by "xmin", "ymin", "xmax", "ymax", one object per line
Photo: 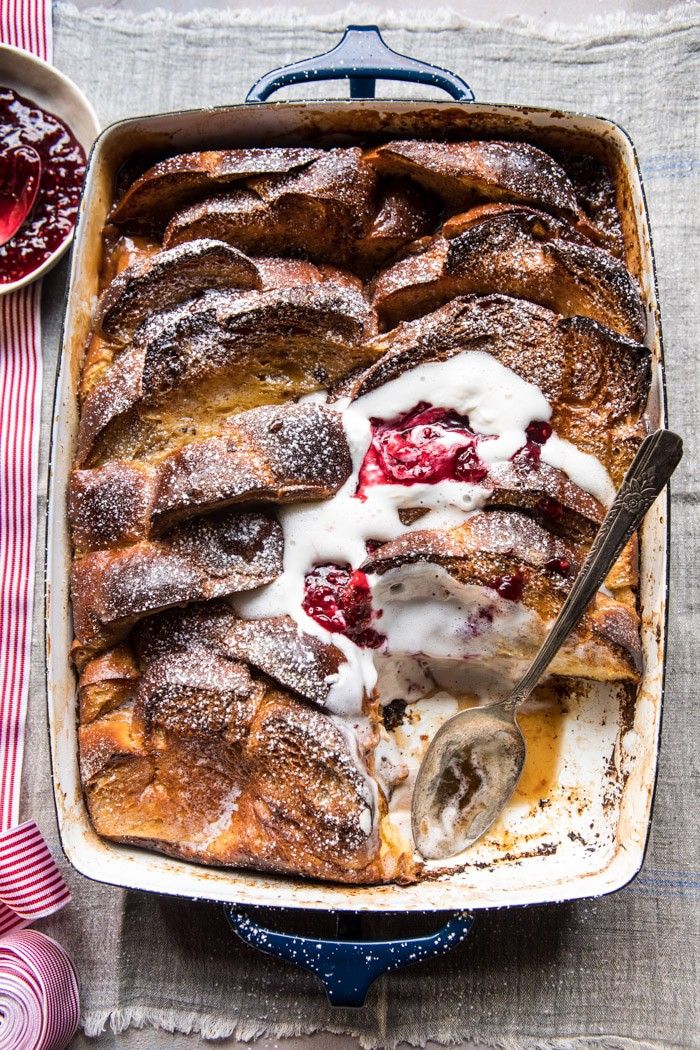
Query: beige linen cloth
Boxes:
[{"xmin": 22, "ymin": 3, "xmax": 699, "ymax": 1046}]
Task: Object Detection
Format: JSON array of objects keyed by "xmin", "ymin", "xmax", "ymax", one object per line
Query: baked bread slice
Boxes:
[
  {"xmin": 69, "ymin": 403, "xmax": 352, "ymax": 551},
  {"xmin": 163, "ymin": 148, "xmax": 377, "ymax": 262},
  {"xmin": 364, "ymin": 139, "xmax": 582, "ymax": 221},
  {"xmin": 137, "ymin": 602, "xmax": 347, "ymax": 709},
  {"xmin": 351, "ymin": 178, "xmax": 440, "ymax": 272},
  {"xmin": 363, "ymin": 510, "xmax": 642, "ymax": 681},
  {"xmin": 97, "ymin": 239, "xmax": 262, "ymax": 343},
  {"xmin": 370, "ymin": 204, "xmax": 646, "ymax": 338},
  {"xmin": 109, "ymin": 147, "xmax": 324, "ymax": 229},
  {"xmin": 349, "ymin": 294, "xmax": 650, "ymax": 487},
  {"xmin": 78, "ymin": 645, "xmax": 401, "ymax": 883},
  {"xmin": 77, "ymin": 283, "xmax": 377, "ymax": 467},
  {"xmin": 70, "ymin": 509, "xmax": 282, "ymax": 652}
]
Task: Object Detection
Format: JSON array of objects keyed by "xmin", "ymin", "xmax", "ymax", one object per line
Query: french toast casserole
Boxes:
[{"xmin": 70, "ymin": 136, "xmax": 650, "ymax": 886}]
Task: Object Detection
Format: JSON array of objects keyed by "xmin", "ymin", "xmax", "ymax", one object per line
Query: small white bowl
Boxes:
[{"xmin": 0, "ymin": 43, "xmax": 100, "ymax": 295}]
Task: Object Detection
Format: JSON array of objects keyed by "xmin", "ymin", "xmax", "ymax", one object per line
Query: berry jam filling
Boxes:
[
  {"xmin": 544, "ymin": 557, "xmax": 571, "ymax": 576},
  {"xmin": 512, "ymin": 420, "xmax": 553, "ymax": 469},
  {"xmin": 486, "ymin": 572, "xmax": 526, "ymax": 602},
  {"xmin": 536, "ymin": 496, "xmax": 565, "ymax": 519},
  {"xmin": 526, "ymin": 420, "xmax": 553, "ymax": 444},
  {"xmin": 357, "ymin": 403, "xmax": 489, "ymax": 494},
  {"xmin": 302, "ymin": 564, "xmax": 384, "ymax": 649},
  {"xmin": 0, "ymin": 88, "xmax": 86, "ymax": 283}
]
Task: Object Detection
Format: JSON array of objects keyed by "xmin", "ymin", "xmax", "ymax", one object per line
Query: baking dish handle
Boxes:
[
  {"xmin": 226, "ymin": 906, "xmax": 473, "ymax": 1007},
  {"xmin": 245, "ymin": 25, "xmax": 475, "ymax": 103}
]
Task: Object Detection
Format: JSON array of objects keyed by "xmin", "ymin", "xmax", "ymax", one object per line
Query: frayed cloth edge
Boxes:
[
  {"xmin": 54, "ymin": 0, "xmax": 700, "ymax": 44},
  {"xmin": 80, "ymin": 1008, "xmax": 682, "ymax": 1050}
]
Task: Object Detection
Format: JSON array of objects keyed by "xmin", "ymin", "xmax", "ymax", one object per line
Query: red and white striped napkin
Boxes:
[{"xmin": 1, "ymin": 2, "xmax": 81, "ymax": 1047}]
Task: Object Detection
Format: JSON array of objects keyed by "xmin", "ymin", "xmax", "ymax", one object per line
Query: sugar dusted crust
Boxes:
[{"xmin": 72, "ymin": 135, "xmax": 650, "ymax": 886}]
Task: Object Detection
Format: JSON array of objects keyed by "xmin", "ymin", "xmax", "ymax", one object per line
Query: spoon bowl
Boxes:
[
  {"xmin": 411, "ymin": 429, "xmax": 683, "ymax": 861},
  {"xmin": 412, "ymin": 705, "xmax": 525, "ymax": 859},
  {"xmin": 0, "ymin": 144, "xmax": 42, "ymax": 246}
]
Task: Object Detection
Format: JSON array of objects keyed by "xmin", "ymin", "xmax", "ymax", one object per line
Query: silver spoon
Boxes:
[{"xmin": 411, "ymin": 429, "xmax": 683, "ymax": 860}]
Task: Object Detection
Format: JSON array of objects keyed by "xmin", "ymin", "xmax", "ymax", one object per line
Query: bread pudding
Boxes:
[{"xmin": 70, "ymin": 137, "xmax": 650, "ymax": 885}]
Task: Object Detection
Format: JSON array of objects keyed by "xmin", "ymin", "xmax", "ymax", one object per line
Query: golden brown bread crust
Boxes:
[
  {"xmin": 69, "ymin": 403, "xmax": 352, "ymax": 552},
  {"xmin": 135, "ymin": 602, "xmax": 348, "ymax": 710},
  {"xmin": 370, "ymin": 204, "xmax": 646, "ymax": 339},
  {"xmin": 363, "ymin": 510, "xmax": 642, "ymax": 680},
  {"xmin": 349, "ymin": 294, "xmax": 650, "ymax": 487},
  {"xmin": 70, "ymin": 510, "xmax": 282, "ymax": 651},
  {"xmin": 96, "ymin": 240, "xmax": 262, "ymax": 343},
  {"xmin": 163, "ymin": 148, "xmax": 377, "ymax": 262},
  {"xmin": 109, "ymin": 147, "xmax": 324, "ymax": 229},
  {"xmin": 78, "ymin": 645, "xmax": 139, "ymax": 723},
  {"xmin": 364, "ymin": 139, "xmax": 582, "ymax": 220},
  {"xmin": 77, "ymin": 283, "xmax": 377, "ymax": 467},
  {"xmin": 78, "ymin": 646, "xmax": 398, "ymax": 883},
  {"xmin": 352, "ymin": 178, "xmax": 441, "ymax": 272}
]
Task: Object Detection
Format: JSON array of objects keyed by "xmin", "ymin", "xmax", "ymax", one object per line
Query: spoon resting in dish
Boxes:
[{"xmin": 411, "ymin": 428, "xmax": 683, "ymax": 860}]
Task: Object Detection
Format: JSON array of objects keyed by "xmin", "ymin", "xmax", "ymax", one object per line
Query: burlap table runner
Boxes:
[{"xmin": 22, "ymin": 4, "xmax": 699, "ymax": 1045}]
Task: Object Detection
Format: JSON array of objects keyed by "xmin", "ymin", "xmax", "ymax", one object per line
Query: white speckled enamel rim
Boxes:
[
  {"xmin": 46, "ymin": 98, "xmax": 668, "ymax": 912},
  {"xmin": 0, "ymin": 43, "xmax": 100, "ymax": 294}
]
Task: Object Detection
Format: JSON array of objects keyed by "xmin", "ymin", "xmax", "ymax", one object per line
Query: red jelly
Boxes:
[
  {"xmin": 358, "ymin": 403, "xmax": 488, "ymax": 494},
  {"xmin": 526, "ymin": 420, "xmax": 553, "ymax": 444},
  {"xmin": 512, "ymin": 419, "xmax": 553, "ymax": 468},
  {"xmin": 487, "ymin": 572, "xmax": 526, "ymax": 602},
  {"xmin": 544, "ymin": 557, "xmax": 571, "ymax": 576},
  {"xmin": 0, "ymin": 88, "xmax": 86, "ymax": 283},
  {"xmin": 536, "ymin": 496, "xmax": 565, "ymax": 519},
  {"xmin": 302, "ymin": 564, "xmax": 384, "ymax": 648}
]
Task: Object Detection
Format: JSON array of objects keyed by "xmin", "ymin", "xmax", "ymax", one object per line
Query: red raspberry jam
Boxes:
[
  {"xmin": 357, "ymin": 403, "xmax": 488, "ymax": 494},
  {"xmin": 302, "ymin": 564, "xmax": 384, "ymax": 648},
  {"xmin": 487, "ymin": 572, "xmax": 526, "ymax": 602},
  {"xmin": 512, "ymin": 420, "xmax": 553, "ymax": 468},
  {"xmin": 536, "ymin": 496, "xmax": 565, "ymax": 520},
  {"xmin": 0, "ymin": 88, "xmax": 86, "ymax": 284},
  {"xmin": 544, "ymin": 557, "xmax": 571, "ymax": 576},
  {"xmin": 526, "ymin": 420, "xmax": 553, "ymax": 444}
]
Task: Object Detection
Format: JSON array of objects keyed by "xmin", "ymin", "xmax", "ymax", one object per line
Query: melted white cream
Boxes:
[
  {"xmin": 372, "ymin": 564, "xmax": 540, "ymax": 662},
  {"xmin": 234, "ymin": 351, "xmax": 613, "ymax": 723}
]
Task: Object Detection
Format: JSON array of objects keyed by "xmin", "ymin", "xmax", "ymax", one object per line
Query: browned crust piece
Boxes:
[
  {"xmin": 78, "ymin": 650, "xmax": 396, "ymax": 883},
  {"xmin": 162, "ymin": 148, "xmax": 377, "ymax": 262},
  {"xmin": 109, "ymin": 147, "xmax": 325, "ymax": 230},
  {"xmin": 351, "ymin": 178, "xmax": 441, "ymax": 273},
  {"xmin": 70, "ymin": 509, "xmax": 282, "ymax": 652},
  {"xmin": 348, "ymin": 293, "xmax": 650, "ymax": 487},
  {"xmin": 363, "ymin": 510, "xmax": 642, "ymax": 680},
  {"xmin": 370, "ymin": 204, "xmax": 646, "ymax": 339},
  {"xmin": 77, "ymin": 283, "xmax": 376, "ymax": 467},
  {"xmin": 78, "ymin": 645, "xmax": 140, "ymax": 723},
  {"xmin": 97, "ymin": 240, "xmax": 262, "ymax": 343},
  {"xmin": 136, "ymin": 601, "xmax": 347, "ymax": 710},
  {"xmin": 364, "ymin": 139, "xmax": 582, "ymax": 222},
  {"xmin": 69, "ymin": 403, "xmax": 352, "ymax": 552},
  {"xmin": 81, "ymin": 253, "xmax": 366, "ymax": 405}
]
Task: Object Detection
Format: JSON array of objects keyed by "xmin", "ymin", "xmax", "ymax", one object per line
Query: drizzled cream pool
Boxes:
[{"xmin": 233, "ymin": 350, "xmax": 614, "ymax": 845}]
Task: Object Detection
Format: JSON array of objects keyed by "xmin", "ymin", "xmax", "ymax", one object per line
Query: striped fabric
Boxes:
[{"xmin": 0, "ymin": 1, "xmax": 80, "ymax": 1047}]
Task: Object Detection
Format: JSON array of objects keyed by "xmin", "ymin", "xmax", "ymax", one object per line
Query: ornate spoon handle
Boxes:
[{"xmin": 505, "ymin": 430, "xmax": 683, "ymax": 712}]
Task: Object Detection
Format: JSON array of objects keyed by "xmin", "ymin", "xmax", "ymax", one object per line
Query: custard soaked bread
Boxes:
[{"xmin": 72, "ymin": 135, "xmax": 651, "ymax": 884}]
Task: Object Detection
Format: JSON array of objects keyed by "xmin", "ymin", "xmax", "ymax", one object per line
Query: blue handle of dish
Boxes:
[
  {"xmin": 246, "ymin": 25, "xmax": 474, "ymax": 103},
  {"xmin": 226, "ymin": 907, "xmax": 473, "ymax": 1007}
]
